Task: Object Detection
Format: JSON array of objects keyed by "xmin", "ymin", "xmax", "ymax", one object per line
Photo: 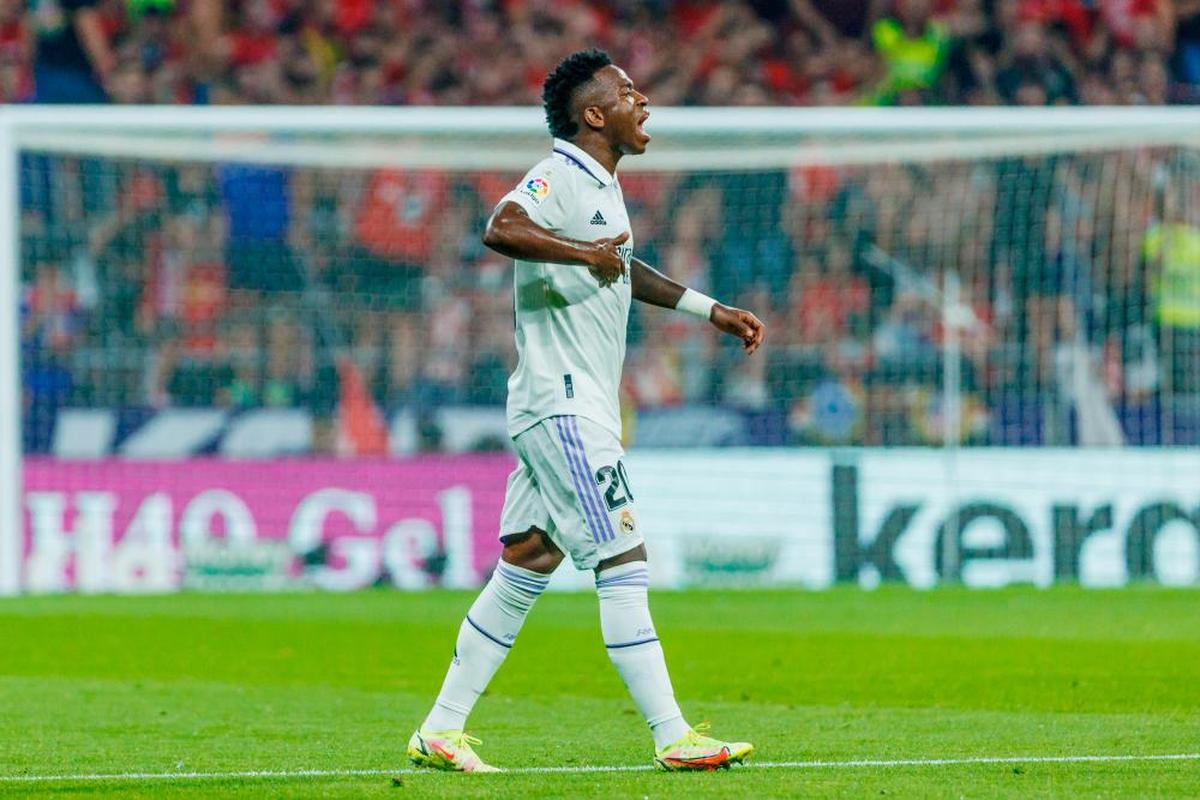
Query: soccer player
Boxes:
[{"xmin": 408, "ymin": 49, "xmax": 765, "ymax": 773}]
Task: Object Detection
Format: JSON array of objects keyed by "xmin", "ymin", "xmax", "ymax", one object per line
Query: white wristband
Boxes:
[{"xmin": 676, "ymin": 288, "xmax": 717, "ymax": 320}]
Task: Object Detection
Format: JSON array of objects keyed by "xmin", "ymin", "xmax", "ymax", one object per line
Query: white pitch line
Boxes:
[
  {"xmin": 1, "ymin": 753, "xmax": 1197, "ymax": 784},
  {"xmin": 0, "ymin": 768, "xmax": 398, "ymax": 784}
]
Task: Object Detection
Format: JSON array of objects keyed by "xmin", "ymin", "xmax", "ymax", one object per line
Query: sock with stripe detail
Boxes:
[
  {"xmin": 422, "ymin": 560, "xmax": 549, "ymax": 732},
  {"xmin": 596, "ymin": 561, "xmax": 690, "ymax": 747}
]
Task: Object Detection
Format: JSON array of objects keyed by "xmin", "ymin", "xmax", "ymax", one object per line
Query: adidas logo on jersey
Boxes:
[{"xmin": 590, "ymin": 210, "xmax": 607, "ymax": 225}]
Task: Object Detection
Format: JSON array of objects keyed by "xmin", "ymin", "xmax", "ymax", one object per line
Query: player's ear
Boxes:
[{"xmin": 582, "ymin": 104, "xmax": 605, "ymax": 132}]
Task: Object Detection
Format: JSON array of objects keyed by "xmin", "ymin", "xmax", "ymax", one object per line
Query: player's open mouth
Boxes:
[{"xmin": 636, "ymin": 111, "xmax": 650, "ymax": 139}]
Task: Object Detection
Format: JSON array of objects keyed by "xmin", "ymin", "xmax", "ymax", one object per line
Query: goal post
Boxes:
[{"xmin": 2, "ymin": 105, "xmax": 1200, "ymax": 596}]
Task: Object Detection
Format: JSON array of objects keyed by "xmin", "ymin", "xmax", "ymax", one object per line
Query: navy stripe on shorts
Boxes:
[{"xmin": 553, "ymin": 416, "xmax": 611, "ymax": 544}]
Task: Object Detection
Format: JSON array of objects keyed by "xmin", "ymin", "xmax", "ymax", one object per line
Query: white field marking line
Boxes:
[{"xmin": 1, "ymin": 753, "xmax": 1198, "ymax": 783}]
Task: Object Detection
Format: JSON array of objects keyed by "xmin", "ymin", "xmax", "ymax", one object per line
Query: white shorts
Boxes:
[{"xmin": 499, "ymin": 415, "xmax": 643, "ymax": 570}]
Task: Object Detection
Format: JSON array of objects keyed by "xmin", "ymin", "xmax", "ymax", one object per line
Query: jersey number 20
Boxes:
[{"xmin": 595, "ymin": 461, "xmax": 635, "ymax": 511}]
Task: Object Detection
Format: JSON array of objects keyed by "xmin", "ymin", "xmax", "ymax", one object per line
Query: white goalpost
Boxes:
[{"xmin": 3, "ymin": 105, "xmax": 1200, "ymax": 596}]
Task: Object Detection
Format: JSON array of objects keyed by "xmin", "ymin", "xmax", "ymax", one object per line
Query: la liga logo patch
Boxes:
[{"xmin": 523, "ymin": 176, "xmax": 550, "ymax": 201}]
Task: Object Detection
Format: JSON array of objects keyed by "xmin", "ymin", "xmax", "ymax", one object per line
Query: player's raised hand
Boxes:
[
  {"xmin": 710, "ymin": 304, "xmax": 765, "ymax": 354},
  {"xmin": 587, "ymin": 231, "xmax": 629, "ymax": 287}
]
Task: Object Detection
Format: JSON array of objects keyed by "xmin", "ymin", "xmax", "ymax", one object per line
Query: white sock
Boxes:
[
  {"xmin": 422, "ymin": 560, "xmax": 549, "ymax": 732},
  {"xmin": 596, "ymin": 561, "xmax": 691, "ymax": 748}
]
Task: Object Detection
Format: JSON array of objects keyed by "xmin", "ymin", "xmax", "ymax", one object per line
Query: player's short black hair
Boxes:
[{"xmin": 542, "ymin": 48, "xmax": 613, "ymax": 140}]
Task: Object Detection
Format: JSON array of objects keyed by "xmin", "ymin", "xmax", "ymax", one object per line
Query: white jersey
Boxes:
[{"xmin": 498, "ymin": 138, "xmax": 634, "ymax": 440}]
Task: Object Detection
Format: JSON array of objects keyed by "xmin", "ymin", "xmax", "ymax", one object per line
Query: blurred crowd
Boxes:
[
  {"xmin": 21, "ymin": 148, "xmax": 1200, "ymax": 448},
  {"xmin": 15, "ymin": 0, "xmax": 1200, "ymax": 449},
  {"xmin": 10, "ymin": 0, "xmax": 1200, "ymax": 106}
]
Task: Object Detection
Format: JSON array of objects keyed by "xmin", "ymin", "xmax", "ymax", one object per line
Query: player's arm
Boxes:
[
  {"xmin": 630, "ymin": 257, "xmax": 765, "ymax": 354},
  {"xmin": 74, "ymin": 4, "xmax": 117, "ymax": 86},
  {"xmin": 483, "ymin": 201, "xmax": 628, "ymax": 286}
]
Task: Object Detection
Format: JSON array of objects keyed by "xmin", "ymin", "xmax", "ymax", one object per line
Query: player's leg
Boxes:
[
  {"xmin": 537, "ymin": 416, "xmax": 692, "ymax": 748},
  {"xmin": 410, "ymin": 467, "xmax": 563, "ymax": 772},
  {"xmin": 539, "ymin": 416, "xmax": 689, "ymax": 749},
  {"xmin": 593, "ymin": 543, "xmax": 688, "ymax": 746},
  {"xmin": 595, "ymin": 547, "xmax": 752, "ymax": 770},
  {"xmin": 567, "ymin": 415, "xmax": 752, "ymax": 770},
  {"xmin": 420, "ymin": 530, "xmax": 561, "ymax": 732}
]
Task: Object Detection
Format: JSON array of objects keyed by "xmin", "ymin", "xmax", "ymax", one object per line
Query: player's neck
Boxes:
[{"xmin": 569, "ymin": 134, "xmax": 620, "ymax": 177}]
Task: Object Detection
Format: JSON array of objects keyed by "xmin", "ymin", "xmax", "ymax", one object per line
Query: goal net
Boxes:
[{"xmin": 2, "ymin": 107, "xmax": 1198, "ymax": 595}]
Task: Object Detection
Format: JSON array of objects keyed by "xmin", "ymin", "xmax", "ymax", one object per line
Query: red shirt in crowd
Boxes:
[
  {"xmin": 24, "ymin": 279, "xmax": 80, "ymax": 350},
  {"xmin": 0, "ymin": 18, "xmax": 31, "ymax": 101},
  {"xmin": 1098, "ymin": 0, "xmax": 1163, "ymax": 48},
  {"xmin": 355, "ymin": 169, "xmax": 447, "ymax": 263},
  {"xmin": 795, "ymin": 275, "xmax": 870, "ymax": 344}
]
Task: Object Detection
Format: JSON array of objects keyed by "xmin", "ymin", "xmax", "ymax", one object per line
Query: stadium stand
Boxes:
[{"xmin": 16, "ymin": 1, "xmax": 1200, "ymax": 452}]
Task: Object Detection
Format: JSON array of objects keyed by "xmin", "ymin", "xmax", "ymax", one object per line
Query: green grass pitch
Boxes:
[{"xmin": 1, "ymin": 587, "xmax": 1198, "ymax": 798}]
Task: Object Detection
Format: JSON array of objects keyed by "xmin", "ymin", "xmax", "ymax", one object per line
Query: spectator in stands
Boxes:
[
  {"xmin": 149, "ymin": 321, "xmax": 223, "ymax": 407},
  {"xmin": 1144, "ymin": 187, "xmax": 1200, "ymax": 395},
  {"xmin": 413, "ymin": 222, "xmax": 472, "ymax": 409},
  {"xmin": 3, "ymin": 0, "xmax": 1200, "ymax": 109},
  {"xmin": 21, "ymin": 258, "xmax": 81, "ymax": 449},
  {"xmin": 789, "ymin": 0, "xmax": 848, "ymax": 45},
  {"xmin": 276, "ymin": 22, "xmax": 324, "ymax": 104},
  {"xmin": 465, "ymin": 259, "xmax": 515, "ymax": 406},
  {"xmin": 142, "ymin": 214, "xmax": 226, "ymax": 362},
  {"xmin": 872, "ymin": 290, "xmax": 938, "ymax": 375},
  {"xmin": 216, "ymin": 162, "xmax": 302, "ymax": 304},
  {"xmin": 16, "ymin": 0, "xmax": 1200, "ymax": 451},
  {"xmin": 1098, "ymin": 0, "xmax": 1174, "ymax": 54},
  {"xmin": 994, "ymin": 15, "xmax": 1076, "ymax": 104},
  {"xmin": 944, "ymin": 264, "xmax": 997, "ymax": 387},
  {"xmin": 1076, "ymin": 68, "xmax": 1119, "ymax": 104},
  {"xmin": 32, "ymin": 0, "xmax": 115, "ymax": 103},
  {"xmin": 349, "ymin": 167, "xmax": 448, "ymax": 405},
  {"xmin": 1135, "ymin": 53, "xmax": 1171, "ymax": 104},
  {"xmin": 23, "ymin": 259, "xmax": 81, "ymax": 353},
  {"xmin": 712, "ymin": 169, "xmax": 791, "ymax": 302},
  {"xmin": 1176, "ymin": 1, "xmax": 1200, "ymax": 87},
  {"xmin": 659, "ymin": 190, "xmax": 720, "ymax": 402},
  {"xmin": 624, "ymin": 311, "xmax": 687, "ymax": 409},
  {"xmin": 0, "ymin": 0, "xmax": 32, "ymax": 101},
  {"xmin": 624, "ymin": 187, "xmax": 715, "ymax": 409},
  {"xmin": 219, "ymin": 320, "xmax": 261, "ymax": 408},
  {"xmin": 792, "ymin": 241, "xmax": 871, "ymax": 352},
  {"xmin": 991, "ymin": 153, "xmax": 1060, "ymax": 388},
  {"xmin": 85, "ymin": 164, "xmax": 163, "ymax": 340},
  {"xmin": 870, "ymin": 0, "xmax": 954, "ymax": 104},
  {"xmin": 720, "ymin": 287, "xmax": 773, "ymax": 409},
  {"xmin": 262, "ymin": 306, "xmax": 310, "ymax": 407}
]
